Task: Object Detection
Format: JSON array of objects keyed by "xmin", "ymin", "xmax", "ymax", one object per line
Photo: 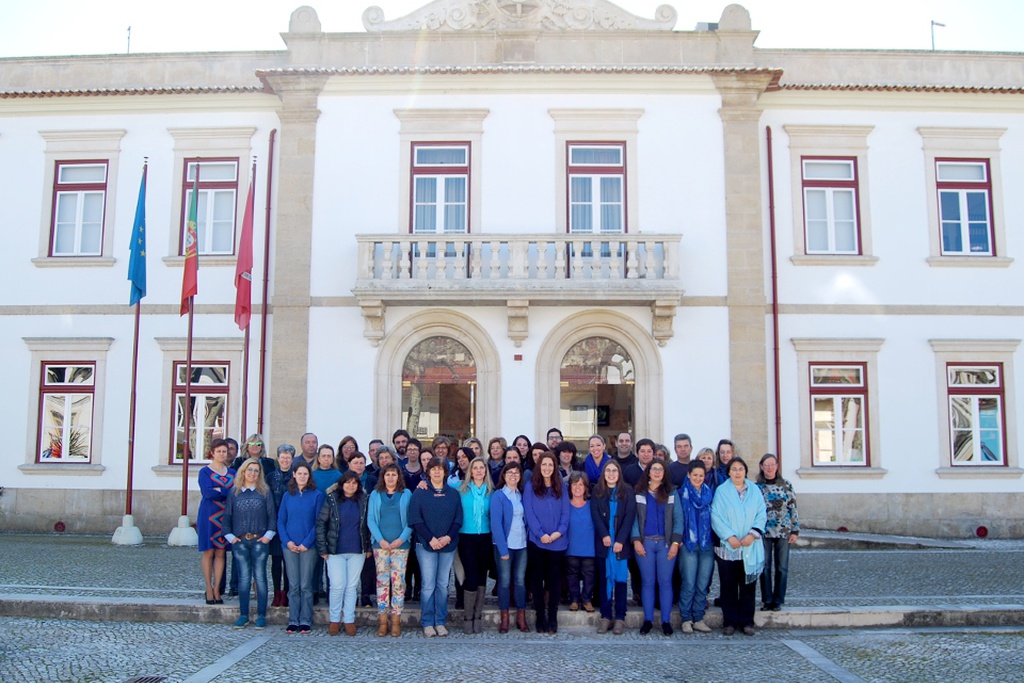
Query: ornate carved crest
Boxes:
[{"xmin": 362, "ymin": 0, "xmax": 678, "ymax": 32}]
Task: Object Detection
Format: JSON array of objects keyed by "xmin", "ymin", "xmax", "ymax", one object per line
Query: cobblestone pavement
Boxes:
[
  {"xmin": 2, "ymin": 533, "xmax": 1022, "ymax": 606},
  {"xmin": 0, "ymin": 617, "xmax": 1022, "ymax": 682}
]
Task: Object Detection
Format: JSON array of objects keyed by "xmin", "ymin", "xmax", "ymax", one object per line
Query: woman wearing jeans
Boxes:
[
  {"xmin": 631, "ymin": 460, "xmax": 683, "ymax": 636},
  {"xmin": 490, "ymin": 462, "xmax": 529, "ymax": 633},
  {"xmin": 277, "ymin": 462, "xmax": 324, "ymax": 635},
  {"xmin": 756, "ymin": 453, "xmax": 799, "ymax": 611},
  {"xmin": 677, "ymin": 460, "xmax": 715, "ymax": 634},
  {"xmin": 316, "ymin": 471, "xmax": 371, "ymax": 636},
  {"xmin": 407, "ymin": 457, "xmax": 463, "ymax": 637},
  {"xmin": 223, "ymin": 458, "xmax": 277, "ymax": 630}
]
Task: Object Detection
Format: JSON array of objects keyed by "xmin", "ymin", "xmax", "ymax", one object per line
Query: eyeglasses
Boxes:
[{"xmin": 249, "ymin": 441, "xmax": 263, "ymax": 447}]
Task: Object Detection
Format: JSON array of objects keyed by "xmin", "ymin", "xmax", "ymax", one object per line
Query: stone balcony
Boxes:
[{"xmin": 350, "ymin": 233, "xmax": 684, "ymax": 347}]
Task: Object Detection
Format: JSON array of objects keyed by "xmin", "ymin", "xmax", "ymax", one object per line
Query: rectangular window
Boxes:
[
  {"xmin": 181, "ymin": 159, "xmax": 238, "ymax": 255},
  {"xmin": 50, "ymin": 161, "xmax": 108, "ymax": 256},
  {"xmin": 801, "ymin": 157, "xmax": 859, "ymax": 254},
  {"xmin": 568, "ymin": 143, "xmax": 625, "ymax": 234},
  {"xmin": 171, "ymin": 362, "xmax": 229, "ymax": 463},
  {"xmin": 947, "ymin": 363, "xmax": 1005, "ymax": 465},
  {"xmin": 411, "ymin": 143, "xmax": 469, "ymax": 235},
  {"xmin": 809, "ymin": 363, "xmax": 867, "ymax": 466},
  {"xmin": 936, "ymin": 159, "xmax": 993, "ymax": 256},
  {"xmin": 37, "ymin": 362, "xmax": 95, "ymax": 463}
]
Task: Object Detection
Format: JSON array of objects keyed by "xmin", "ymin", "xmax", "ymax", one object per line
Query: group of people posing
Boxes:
[{"xmin": 196, "ymin": 428, "xmax": 800, "ymax": 638}]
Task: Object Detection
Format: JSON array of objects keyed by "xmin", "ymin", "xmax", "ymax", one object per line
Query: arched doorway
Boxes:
[
  {"xmin": 560, "ymin": 337, "xmax": 634, "ymax": 447},
  {"xmin": 401, "ymin": 336, "xmax": 477, "ymax": 442},
  {"xmin": 535, "ymin": 310, "xmax": 663, "ymax": 447}
]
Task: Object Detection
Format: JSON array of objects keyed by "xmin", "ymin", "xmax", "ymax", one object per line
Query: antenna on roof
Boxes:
[
  {"xmin": 127, "ymin": 26, "xmax": 131, "ymax": 55},
  {"xmin": 930, "ymin": 20, "xmax": 945, "ymax": 51}
]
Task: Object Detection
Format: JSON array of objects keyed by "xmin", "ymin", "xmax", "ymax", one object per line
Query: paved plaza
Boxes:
[{"xmin": 0, "ymin": 532, "xmax": 1023, "ymax": 682}]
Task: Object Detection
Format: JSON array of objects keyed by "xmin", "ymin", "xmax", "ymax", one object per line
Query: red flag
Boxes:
[
  {"xmin": 180, "ymin": 170, "xmax": 199, "ymax": 316},
  {"xmin": 234, "ymin": 173, "xmax": 255, "ymax": 330}
]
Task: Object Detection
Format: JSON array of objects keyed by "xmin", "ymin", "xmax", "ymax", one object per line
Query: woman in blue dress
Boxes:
[{"xmin": 198, "ymin": 437, "xmax": 235, "ymax": 604}]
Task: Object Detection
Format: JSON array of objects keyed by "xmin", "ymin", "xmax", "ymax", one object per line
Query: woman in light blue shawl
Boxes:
[{"xmin": 711, "ymin": 457, "xmax": 766, "ymax": 636}]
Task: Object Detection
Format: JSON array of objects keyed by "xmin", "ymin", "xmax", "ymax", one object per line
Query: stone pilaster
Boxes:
[
  {"xmin": 712, "ymin": 72, "xmax": 775, "ymax": 457},
  {"xmin": 262, "ymin": 73, "xmax": 328, "ymax": 447}
]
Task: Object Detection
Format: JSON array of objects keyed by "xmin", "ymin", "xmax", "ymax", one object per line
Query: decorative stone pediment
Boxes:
[{"xmin": 362, "ymin": 0, "xmax": 678, "ymax": 32}]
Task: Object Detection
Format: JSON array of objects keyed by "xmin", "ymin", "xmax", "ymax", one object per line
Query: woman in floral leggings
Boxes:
[{"xmin": 367, "ymin": 463, "xmax": 413, "ymax": 636}]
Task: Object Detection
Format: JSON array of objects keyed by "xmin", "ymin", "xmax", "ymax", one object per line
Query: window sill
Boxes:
[
  {"xmin": 18, "ymin": 463, "xmax": 106, "ymax": 475},
  {"xmin": 152, "ymin": 465, "xmax": 208, "ymax": 477},
  {"xmin": 31, "ymin": 257, "xmax": 116, "ymax": 268},
  {"xmin": 795, "ymin": 466, "xmax": 887, "ymax": 480},
  {"xmin": 790, "ymin": 255, "xmax": 879, "ymax": 267},
  {"xmin": 935, "ymin": 466, "xmax": 1023, "ymax": 479},
  {"xmin": 927, "ymin": 256, "xmax": 1013, "ymax": 268},
  {"xmin": 162, "ymin": 256, "xmax": 236, "ymax": 267}
]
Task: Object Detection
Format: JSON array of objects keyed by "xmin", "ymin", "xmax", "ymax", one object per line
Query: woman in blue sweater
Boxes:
[
  {"xmin": 678, "ymin": 460, "xmax": 715, "ymax": 634},
  {"xmin": 566, "ymin": 471, "xmax": 596, "ymax": 613},
  {"xmin": 523, "ymin": 452, "xmax": 570, "ymax": 634},
  {"xmin": 276, "ymin": 462, "xmax": 324, "ymax": 635},
  {"xmin": 367, "ymin": 463, "xmax": 412, "ymax": 637},
  {"xmin": 491, "ymin": 462, "xmax": 529, "ymax": 633},
  {"xmin": 631, "ymin": 460, "xmax": 683, "ymax": 636},
  {"xmin": 316, "ymin": 471, "xmax": 371, "ymax": 636},
  {"xmin": 591, "ymin": 459, "xmax": 636, "ymax": 636},
  {"xmin": 223, "ymin": 458, "xmax": 277, "ymax": 630},
  {"xmin": 407, "ymin": 457, "xmax": 463, "ymax": 637},
  {"xmin": 458, "ymin": 457, "xmax": 493, "ymax": 634}
]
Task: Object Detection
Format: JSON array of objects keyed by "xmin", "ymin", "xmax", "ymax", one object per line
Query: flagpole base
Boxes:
[
  {"xmin": 167, "ymin": 515, "xmax": 198, "ymax": 547},
  {"xmin": 112, "ymin": 514, "xmax": 144, "ymax": 546}
]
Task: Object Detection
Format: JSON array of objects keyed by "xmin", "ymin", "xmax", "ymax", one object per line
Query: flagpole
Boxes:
[
  {"xmin": 239, "ymin": 159, "xmax": 256, "ymax": 440},
  {"xmin": 257, "ymin": 130, "xmax": 276, "ymax": 434},
  {"xmin": 169, "ymin": 158, "xmax": 201, "ymax": 546},
  {"xmin": 113, "ymin": 160, "xmax": 147, "ymax": 546},
  {"xmin": 181, "ymin": 303, "xmax": 195, "ymax": 517}
]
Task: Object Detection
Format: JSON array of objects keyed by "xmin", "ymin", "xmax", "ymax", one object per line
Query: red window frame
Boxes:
[
  {"xmin": 808, "ymin": 362, "xmax": 870, "ymax": 466},
  {"xmin": 565, "ymin": 141, "xmax": 627, "ymax": 234},
  {"xmin": 178, "ymin": 157, "xmax": 239, "ymax": 255},
  {"xmin": 800, "ymin": 156, "xmax": 861, "ymax": 255},
  {"xmin": 409, "ymin": 142, "xmax": 471, "ymax": 235},
  {"xmin": 36, "ymin": 361, "xmax": 97, "ymax": 463},
  {"xmin": 946, "ymin": 361, "xmax": 1006, "ymax": 466},
  {"xmin": 935, "ymin": 157, "xmax": 995, "ymax": 256},
  {"xmin": 169, "ymin": 361, "xmax": 230, "ymax": 464},
  {"xmin": 49, "ymin": 160, "xmax": 109, "ymax": 257}
]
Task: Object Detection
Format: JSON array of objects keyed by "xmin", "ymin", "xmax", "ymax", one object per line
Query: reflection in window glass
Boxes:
[{"xmin": 402, "ymin": 337, "xmax": 477, "ymax": 441}]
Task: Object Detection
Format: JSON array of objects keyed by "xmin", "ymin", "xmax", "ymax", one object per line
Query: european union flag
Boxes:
[{"xmin": 128, "ymin": 165, "xmax": 147, "ymax": 306}]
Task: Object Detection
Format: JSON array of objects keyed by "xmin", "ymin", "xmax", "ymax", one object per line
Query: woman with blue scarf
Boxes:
[
  {"xmin": 677, "ymin": 460, "xmax": 715, "ymax": 634},
  {"xmin": 591, "ymin": 459, "xmax": 636, "ymax": 636},
  {"xmin": 711, "ymin": 456, "xmax": 766, "ymax": 636}
]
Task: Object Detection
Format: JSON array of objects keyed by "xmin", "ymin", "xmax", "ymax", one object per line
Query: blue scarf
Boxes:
[
  {"xmin": 604, "ymin": 492, "xmax": 629, "ymax": 600},
  {"xmin": 711, "ymin": 479, "xmax": 766, "ymax": 584},
  {"xmin": 681, "ymin": 480, "xmax": 713, "ymax": 553}
]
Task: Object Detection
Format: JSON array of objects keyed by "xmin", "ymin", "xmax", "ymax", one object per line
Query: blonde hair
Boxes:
[
  {"xmin": 460, "ymin": 457, "xmax": 495, "ymax": 495},
  {"xmin": 233, "ymin": 458, "xmax": 268, "ymax": 496}
]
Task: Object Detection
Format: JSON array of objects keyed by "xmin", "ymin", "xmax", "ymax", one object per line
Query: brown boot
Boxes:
[
  {"xmin": 344, "ymin": 622, "xmax": 357, "ymax": 636},
  {"xmin": 390, "ymin": 614, "xmax": 402, "ymax": 637},
  {"xmin": 328, "ymin": 622, "xmax": 341, "ymax": 636},
  {"xmin": 377, "ymin": 613, "xmax": 389, "ymax": 637},
  {"xmin": 499, "ymin": 610, "xmax": 510, "ymax": 634},
  {"xmin": 280, "ymin": 591, "xmax": 288, "ymax": 607},
  {"xmin": 270, "ymin": 590, "xmax": 281, "ymax": 607},
  {"xmin": 516, "ymin": 609, "xmax": 529, "ymax": 632}
]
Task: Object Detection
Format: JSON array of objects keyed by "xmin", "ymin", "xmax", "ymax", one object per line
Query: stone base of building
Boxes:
[
  {"xmin": 0, "ymin": 489, "xmax": 201, "ymax": 536},
  {"xmin": 799, "ymin": 493, "xmax": 1024, "ymax": 538}
]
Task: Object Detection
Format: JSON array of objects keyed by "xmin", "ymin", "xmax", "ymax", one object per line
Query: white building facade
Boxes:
[{"xmin": 0, "ymin": 1, "xmax": 1020, "ymax": 536}]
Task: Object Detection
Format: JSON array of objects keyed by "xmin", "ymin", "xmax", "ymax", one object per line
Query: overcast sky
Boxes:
[{"xmin": 1, "ymin": 0, "xmax": 1021, "ymax": 58}]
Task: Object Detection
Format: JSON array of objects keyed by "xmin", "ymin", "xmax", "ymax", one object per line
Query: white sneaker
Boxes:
[
  {"xmin": 423, "ymin": 626, "xmax": 436, "ymax": 638},
  {"xmin": 435, "ymin": 625, "xmax": 449, "ymax": 637},
  {"xmin": 681, "ymin": 620, "xmax": 693, "ymax": 634},
  {"xmin": 692, "ymin": 620, "xmax": 712, "ymax": 633}
]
